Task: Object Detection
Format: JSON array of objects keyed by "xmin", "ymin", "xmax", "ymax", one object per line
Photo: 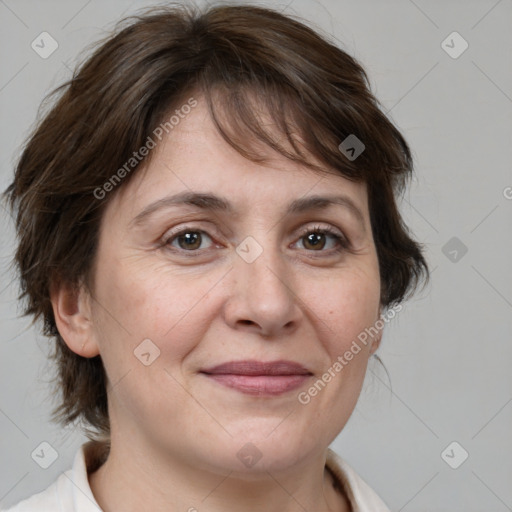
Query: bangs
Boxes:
[{"xmin": 200, "ymin": 81, "xmax": 363, "ymax": 181}]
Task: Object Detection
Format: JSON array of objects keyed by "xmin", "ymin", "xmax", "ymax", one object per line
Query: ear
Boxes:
[
  {"xmin": 369, "ymin": 328, "xmax": 383, "ymax": 356},
  {"xmin": 369, "ymin": 306, "xmax": 384, "ymax": 356},
  {"xmin": 50, "ymin": 278, "xmax": 100, "ymax": 358}
]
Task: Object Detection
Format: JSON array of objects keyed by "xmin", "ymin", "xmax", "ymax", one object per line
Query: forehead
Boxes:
[{"xmin": 108, "ymin": 97, "xmax": 369, "ymax": 221}]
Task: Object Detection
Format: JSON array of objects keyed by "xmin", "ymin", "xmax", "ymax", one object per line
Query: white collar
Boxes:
[
  {"xmin": 326, "ymin": 448, "xmax": 391, "ymax": 511},
  {"xmin": 41, "ymin": 442, "xmax": 390, "ymax": 512},
  {"xmin": 64, "ymin": 441, "xmax": 104, "ymax": 511}
]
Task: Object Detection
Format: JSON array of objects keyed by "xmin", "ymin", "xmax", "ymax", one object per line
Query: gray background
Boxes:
[{"xmin": 1, "ymin": 0, "xmax": 511, "ymax": 510}]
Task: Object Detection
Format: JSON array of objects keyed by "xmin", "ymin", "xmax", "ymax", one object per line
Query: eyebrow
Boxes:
[{"xmin": 130, "ymin": 191, "xmax": 366, "ymax": 230}]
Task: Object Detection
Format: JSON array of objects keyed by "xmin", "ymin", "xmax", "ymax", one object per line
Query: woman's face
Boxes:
[{"xmin": 85, "ymin": 98, "xmax": 382, "ymax": 474}]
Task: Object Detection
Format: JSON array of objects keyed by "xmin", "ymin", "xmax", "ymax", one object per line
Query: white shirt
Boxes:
[{"xmin": 2, "ymin": 442, "xmax": 390, "ymax": 511}]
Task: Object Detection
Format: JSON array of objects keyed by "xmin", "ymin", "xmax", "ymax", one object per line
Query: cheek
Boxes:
[
  {"xmin": 310, "ymin": 266, "xmax": 381, "ymax": 352},
  {"xmin": 91, "ymin": 253, "xmax": 220, "ymax": 364},
  {"xmin": 299, "ymin": 269, "xmax": 380, "ymax": 436}
]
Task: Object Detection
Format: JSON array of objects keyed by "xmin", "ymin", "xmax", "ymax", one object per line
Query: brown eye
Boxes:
[
  {"xmin": 164, "ymin": 228, "xmax": 214, "ymax": 252},
  {"xmin": 295, "ymin": 226, "xmax": 348, "ymax": 254},
  {"xmin": 302, "ymin": 232, "xmax": 328, "ymax": 250}
]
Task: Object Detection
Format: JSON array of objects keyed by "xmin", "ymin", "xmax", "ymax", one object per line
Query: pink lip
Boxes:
[{"xmin": 200, "ymin": 360, "xmax": 313, "ymax": 396}]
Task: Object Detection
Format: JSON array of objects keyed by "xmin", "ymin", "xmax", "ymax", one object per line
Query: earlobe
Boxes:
[
  {"xmin": 50, "ymin": 278, "xmax": 100, "ymax": 358},
  {"xmin": 369, "ymin": 330, "xmax": 383, "ymax": 356},
  {"xmin": 369, "ymin": 310, "xmax": 384, "ymax": 355}
]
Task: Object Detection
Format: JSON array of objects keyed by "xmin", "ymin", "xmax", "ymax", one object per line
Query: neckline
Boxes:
[
  {"xmin": 83, "ymin": 442, "xmax": 356, "ymax": 511},
  {"xmin": 325, "ymin": 449, "xmax": 356, "ymax": 512}
]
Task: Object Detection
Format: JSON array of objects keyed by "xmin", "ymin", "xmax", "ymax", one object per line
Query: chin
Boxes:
[{"xmin": 209, "ymin": 427, "xmax": 318, "ymax": 475}]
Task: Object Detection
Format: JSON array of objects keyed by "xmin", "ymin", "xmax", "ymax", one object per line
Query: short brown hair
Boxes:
[{"xmin": 4, "ymin": 3, "xmax": 429, "ymax": 441}]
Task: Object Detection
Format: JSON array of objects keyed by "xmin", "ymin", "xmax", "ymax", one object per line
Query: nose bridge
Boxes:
[
  {"xmin": 228, "ymin": 229, "xmax": 300, "ymax": 334},
  {"xmin": 237, "ymin": 229, "xmax": 291, "ymax": 295}
]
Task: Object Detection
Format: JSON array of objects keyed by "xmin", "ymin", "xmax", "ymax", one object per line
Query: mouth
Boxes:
[{"xmin": 199, "ymin": 360, "xmax": 313, "ymax": 396}]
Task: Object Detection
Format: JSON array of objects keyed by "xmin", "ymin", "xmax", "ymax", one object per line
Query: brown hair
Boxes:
[{"xmin": 3, "ymin": 2, "xmax": 429, "ymax": 441}]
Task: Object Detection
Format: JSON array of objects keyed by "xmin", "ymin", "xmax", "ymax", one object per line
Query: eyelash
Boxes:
[{"xmin": 160, "ymin": 224, "xmax": 350, "ymax": 258}]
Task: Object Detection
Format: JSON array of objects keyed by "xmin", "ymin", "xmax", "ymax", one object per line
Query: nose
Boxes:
[{"xmin": 223, "ymin": 239, "xmax": 303, "ymax": 339}]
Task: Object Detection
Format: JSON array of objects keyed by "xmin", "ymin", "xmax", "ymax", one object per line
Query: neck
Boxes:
[{"xmin": 87, "ymin": 433, "xmax": 350, "ymax": 512}]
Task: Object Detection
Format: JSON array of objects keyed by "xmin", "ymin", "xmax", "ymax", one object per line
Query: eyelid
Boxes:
[
  {"xmin": 293, "ymin": 223, "xmax": 350, "ymax": 251},
  {"xmin": 160, "ymin": 225, "xmax": 217, "ymax": 249},
  {"xmin": 161, "ymin": 222, "xmax": 345, "ymax": 242},
  {"xmin": 159, "ymin": 221, "xmax": 350, "ymax": 257},
  {"xmin": 295, "ymin": 222, "xmax": 345, "ymax": 238}
]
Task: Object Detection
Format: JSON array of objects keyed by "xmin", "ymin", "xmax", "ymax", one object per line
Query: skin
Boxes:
[{"xmin": 51, "ymin": 97, "xmax": 383, "ymax": 512}]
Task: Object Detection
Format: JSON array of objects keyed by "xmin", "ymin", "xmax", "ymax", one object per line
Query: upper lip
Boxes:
[{"xmin": 201, "ymin": 360, "xmax": 312, "ymax": 376}]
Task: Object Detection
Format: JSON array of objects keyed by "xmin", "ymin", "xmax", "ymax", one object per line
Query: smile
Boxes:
[{"xmin": 200, "ymin": 360, "xmax": 313, "ymax": 396}]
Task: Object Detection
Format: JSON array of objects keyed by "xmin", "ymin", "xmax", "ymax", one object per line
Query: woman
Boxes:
[{"xmin": 3, "ymin": 3, "xmax": 429, "ymax": 511}]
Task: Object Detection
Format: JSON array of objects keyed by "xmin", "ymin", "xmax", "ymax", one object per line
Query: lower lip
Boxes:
[{"xmin": 204, "ymin": 374, "xmax": 311, "ymax": 396}]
